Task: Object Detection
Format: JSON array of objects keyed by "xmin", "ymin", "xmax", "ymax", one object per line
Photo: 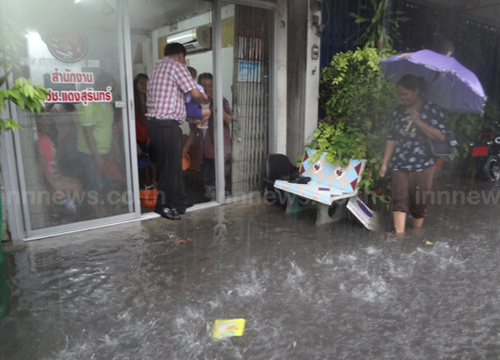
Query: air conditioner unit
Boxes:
[{"xmin": 167, "ymin": 26, "xmax": 211, "ymax": 53}]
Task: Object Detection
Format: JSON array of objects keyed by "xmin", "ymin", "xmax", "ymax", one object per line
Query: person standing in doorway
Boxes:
[
  {"xmin": 77, "ymin": 73, "xmax": 120, "ymax": 218},
  {"xmin": 146, "ymin": 42, "xmax": 207, "ymax": 220},
  {"xmin": 197, "ymin": 72, "xmax": 233, "ymax": 200}
]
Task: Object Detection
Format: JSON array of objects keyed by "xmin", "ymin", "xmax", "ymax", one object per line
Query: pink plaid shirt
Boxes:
[{"xmin": 145, "ymin": 57, "xmax": 197, "ymax": 123}]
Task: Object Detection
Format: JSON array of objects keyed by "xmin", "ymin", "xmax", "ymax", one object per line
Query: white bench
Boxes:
[{"xmin": 273, "ymin": 149, "xmax": 366, "ymax": 226}]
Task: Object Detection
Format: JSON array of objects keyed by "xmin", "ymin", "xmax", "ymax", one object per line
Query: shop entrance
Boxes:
[
  {"xmin": 129, "ymin": 0, "xmax": 215, "ymax": 213},
  {"xmin": 1, "ymin": 0, "xmax": 276, "ymax": 240},
  {"xmin": 129, "ymin": 1, "xmax": 273, "ymax": 211}
]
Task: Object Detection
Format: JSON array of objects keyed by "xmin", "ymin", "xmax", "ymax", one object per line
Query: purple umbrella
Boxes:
[{"xmin": 380, "ymin": 49, "xmax": 487, "ymax": 113}]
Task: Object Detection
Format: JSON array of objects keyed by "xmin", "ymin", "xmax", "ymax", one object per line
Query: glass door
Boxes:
[
  {"xmin": 3, "ymin": 0, "xmax": 135, "ymax": 237},
  {"xmin": 128, "ymin": 0, "xmax": 214, "ymax": 212},
  {"xmin": 127, "ymin": 0, "xmax": 273, "ymax": 210}
]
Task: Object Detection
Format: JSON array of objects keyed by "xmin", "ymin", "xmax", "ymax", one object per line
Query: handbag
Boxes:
[
  {"xmin": 428, "ymin": 132, "xmax": 458, "ymax": 156},
  {"xmin": 137, "ymin": 153, "xmax": 151, "ymax": 169}
]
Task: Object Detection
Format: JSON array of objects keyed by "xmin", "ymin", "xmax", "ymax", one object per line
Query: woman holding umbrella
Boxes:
[
  {"xmin": 379, "ymin": 50, "xmax": 487, "ymax": 234},
  {"xmin": 379, "ymin": 74, "xmax": 448, "ymax": 234}
]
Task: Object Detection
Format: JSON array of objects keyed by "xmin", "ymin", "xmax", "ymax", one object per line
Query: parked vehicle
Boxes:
[{"xmin": 471, "ymin": 122, "xmax": 500, "ymax": 181}]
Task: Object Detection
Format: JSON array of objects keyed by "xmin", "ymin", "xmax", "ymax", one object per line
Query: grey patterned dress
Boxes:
[{"xmin": 387, "ymin": 101, "xmax": 448, "ymax": 172}]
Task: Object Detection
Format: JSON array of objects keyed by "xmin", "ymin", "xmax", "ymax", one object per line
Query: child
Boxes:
[
  {"xmin": 185, "ymin": 67, "xmax": 210, "ymax": 129},
  {"xmin": 37, "ymin": 113, "xmax": 82, "ymax": 220}
]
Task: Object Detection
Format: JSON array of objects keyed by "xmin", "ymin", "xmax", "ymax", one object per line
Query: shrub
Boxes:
[{"xmin": 310, "ymin": 46, "xmax": 399, "ymax": 206}]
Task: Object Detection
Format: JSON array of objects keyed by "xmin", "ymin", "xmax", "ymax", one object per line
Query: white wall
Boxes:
[{"xmin": 187, "ymin": 47, "xmax": 234, "ymax": 103}]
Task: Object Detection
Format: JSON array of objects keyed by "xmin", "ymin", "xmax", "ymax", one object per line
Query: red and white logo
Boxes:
[{"xmin": 44, "ymin": 27, "xmax": 88, "ymax": 63}]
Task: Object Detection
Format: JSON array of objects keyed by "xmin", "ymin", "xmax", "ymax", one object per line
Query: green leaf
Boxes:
[
  {"xmin": 26, "ymin": 100, "xmax": 34, "ymax": 112},
  {"xmin": 27, "ymin": 85, "xmax": 35, "ymax": 98},
  {"xmin": 0, "ymin": 119, "xmax": 23, "ymax": 132},
  {"xmin": 14, "ymin": 77, "xmax": 28, "ymax": 88},
  {"xmin": 9, "ymin": 90, "xmax": 23, "ymax": 103}
]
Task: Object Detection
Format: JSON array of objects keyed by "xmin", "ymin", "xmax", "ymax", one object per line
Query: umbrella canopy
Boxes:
[{"xmin": 379, "ymin": 49, "xmax": 487, "ymax": 113}]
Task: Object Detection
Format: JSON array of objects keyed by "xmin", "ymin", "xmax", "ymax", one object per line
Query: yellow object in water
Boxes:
[
  {"xmin": 211, "ymin": 319, "xmax": 246, "ymax": 340},
  {"xmin": 425, "ymin": 241, "xmax": 434, "ymax": 245}
]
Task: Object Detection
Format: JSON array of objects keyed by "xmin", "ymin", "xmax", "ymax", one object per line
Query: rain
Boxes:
[
  {"xmin": 2, "ymin": 176, "xmax": 500, "ymax": 359},
  {"xmin": 2, "ymin": 0, "xmax": 500, "ymax": 359}
]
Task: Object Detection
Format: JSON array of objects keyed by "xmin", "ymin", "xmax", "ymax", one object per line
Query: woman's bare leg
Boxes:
[
  {"xmin": 413, "ymin": 217, "xmax": 424, "ymax": 228},
  {"xmin": 393, "ymin": 211, "xmax": 407, "ymax": 233}
]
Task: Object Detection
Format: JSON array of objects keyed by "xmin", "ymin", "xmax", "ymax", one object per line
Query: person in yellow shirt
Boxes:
[{"xmin": 76, "ymin": 74, "xmax": 119, "ymax": 217}]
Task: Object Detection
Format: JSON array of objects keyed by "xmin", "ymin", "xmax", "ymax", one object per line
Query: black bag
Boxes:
[
  {"xmin": 280, "ymin": 173, "xmax": 311, "ymax": 184},
  {"xmin": 428, "ymin": 132, "xmax": 458, "ymax": 156}
]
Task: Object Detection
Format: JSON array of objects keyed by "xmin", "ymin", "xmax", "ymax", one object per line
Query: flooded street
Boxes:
[{"xmin": 1, "ymin": 175, "xmax": 500, "ymax": 359}]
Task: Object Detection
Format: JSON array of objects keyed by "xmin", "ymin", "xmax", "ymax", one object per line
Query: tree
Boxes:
[{"xmin": 348, "ymin": 0, "xmax": 408, "ymax": 54}]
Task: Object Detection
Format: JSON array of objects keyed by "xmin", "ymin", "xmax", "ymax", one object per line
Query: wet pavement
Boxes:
[{"xmin": 1, "ymin": 173, "xmax": 500, "ymax": 359}]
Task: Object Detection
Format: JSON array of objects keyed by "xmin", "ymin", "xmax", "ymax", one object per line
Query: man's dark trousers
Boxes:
[{"xmin": 147, "ymin": 119, "xmax": 188, "ymax": 210}]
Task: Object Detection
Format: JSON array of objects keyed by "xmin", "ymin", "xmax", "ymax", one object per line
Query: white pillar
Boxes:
[
  {"xmin": 274, "ymin": 0, "xmax": 288, "ymax": 155},
  {"xmin": 304, "ymin": 1, "xmax": 321, "ymax": 148}
]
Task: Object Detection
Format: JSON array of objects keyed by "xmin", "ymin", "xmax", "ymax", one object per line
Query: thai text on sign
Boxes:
[
  {"xmin": 45, "ymin": 87, "xmax": 113, "ymax": 106},
  {"xmin": 51, "ymin": 69, "xmax": 94, "ymax": 84}
]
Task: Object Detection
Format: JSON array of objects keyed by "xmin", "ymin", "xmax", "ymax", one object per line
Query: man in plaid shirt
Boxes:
[{"xmin": 146, "ymin": 42, "xmax": 207, "ymax": 220}]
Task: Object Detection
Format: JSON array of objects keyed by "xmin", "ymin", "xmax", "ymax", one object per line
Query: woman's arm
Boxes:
[
  {"xmin": 380, "ymin": 140, "xmax": 396, "ymax": 177},
  {"xmin": 409, "ymin": 110, "xmax": 446, "ymax": 142},
  {"xmin": 222, "ymin": 98, "xmax": 233, "ymax": 125},
  {"xmin": 222, "ymin": 108, "xmax": 232, "ymax": 125}
]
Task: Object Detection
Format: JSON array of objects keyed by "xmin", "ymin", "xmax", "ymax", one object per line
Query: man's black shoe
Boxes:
[{"xmin": 154, "ymin": 206, "xmax": 181, "ymax": 220}]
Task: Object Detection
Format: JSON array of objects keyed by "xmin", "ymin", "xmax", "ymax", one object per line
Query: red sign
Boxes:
[{"xmin": 44, "ymin": 27, "xmax": 88, "ymax": 63}]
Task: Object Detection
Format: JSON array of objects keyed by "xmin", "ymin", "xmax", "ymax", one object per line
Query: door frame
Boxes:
[
  {"xmin": 4, "ymin": 0, "xmax": 137, "ymax": 241},
  {"xmin": 213, "ymin": 0, "xmax": 278, "ymax": 204}
]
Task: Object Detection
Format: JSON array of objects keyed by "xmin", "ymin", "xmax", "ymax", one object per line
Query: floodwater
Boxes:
[{"xmin": 1, "ymin": 174, "xmax": 500, "ymax": 359}]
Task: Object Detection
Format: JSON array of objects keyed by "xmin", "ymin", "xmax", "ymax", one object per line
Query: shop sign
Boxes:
[
  {"xmin": 45, "ymin": 86, "xmax": 112, "ymax": 106},
  {"xmin": 45, "ymin": 69, "xmax": 112, "ymax": 106},
  {"xmin": 51, "ymin": 68, "xmax": 94, "ymax": 84},
  {"xmin": 44, "ymin": 27, "xmax": 89, "ymax": 63}
]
